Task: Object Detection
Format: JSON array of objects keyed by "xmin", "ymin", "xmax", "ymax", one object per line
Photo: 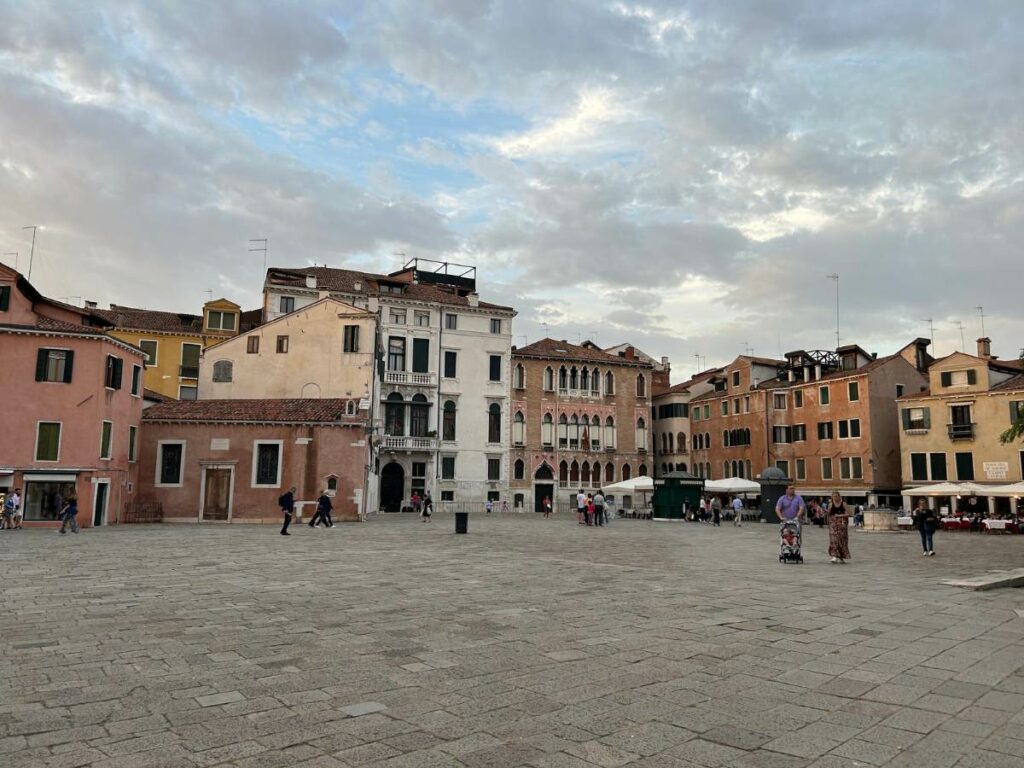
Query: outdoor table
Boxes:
[
  {"xmin": 941, "ymin": 517, "xmax": 965, "ymax": 530},
  {"xmin": 983, "ymin": 519, "xmax": 1009, "ymax": 533}
]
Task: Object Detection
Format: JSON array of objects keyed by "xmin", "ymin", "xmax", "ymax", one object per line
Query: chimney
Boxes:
[
  {"xmin": 353, "ymin": 280, "xmax": 363, "ymax": 292},
  {"xmin": 977, "ymin": 337, "xmax": 992, "ymax": 359},
  {"xmin": 787, "ymin": 369, "xmax": 795, "ymax": 382},
  {"xmin": 305, "ymin": 275, "xmax": 317, "ymax": 289},
  {"xmin": 84, "ymin": 300, "xmax": 97, "ymax": 309},
  {"xmin": 467, "ymin": 293, "xmax": 479, "ymax": 307},
  {"xmin": 318, "ymin": 290, "xmax": 330, "ymax": 301},
  {"xmin": 624, "ymin": 346, "xmax": 636, "ymax": 360}
]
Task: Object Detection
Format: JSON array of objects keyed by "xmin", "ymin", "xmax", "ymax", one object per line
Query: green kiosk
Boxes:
[{"xmin": 653, "ymin": 471, "xmax": 705, "ymax": 520}]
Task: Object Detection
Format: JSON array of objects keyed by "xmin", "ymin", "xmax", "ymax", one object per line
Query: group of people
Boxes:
[
  {"xmin": 1, "ymin": 489, "xmax": 80, "ymax": 533},
  {"xmin": 575, "ymin": 489, "xmax": 609, "ymax": 526},
  {"xmin": 776, "ymin": 485, "xmax": 853, "ymax": 563},
  {"xmin": 694, "ymin": 495, "xmax": 745, "ymax": 526},
  {"xmin": 278, "ymin": 487, "xmax": 336, "ymax": 534},
  {"xmin": 411, "ymin": 491, "xmax": 433, "ymax": 521},
  {"xmin": 807, "ymin": 497, "xmax": 865, "ymax": 528},
  {"xmin": 1, "ymin": 489, "xmax": 23, "ymax": 530}
]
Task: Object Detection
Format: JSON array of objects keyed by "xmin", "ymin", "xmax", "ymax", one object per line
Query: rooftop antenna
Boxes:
[
  {"xmin": 249, "ymin": 238, "xmax": 268, "ymax": 274},
  {"xmin": 921, "ymin": 318, "xmax": 935, "ymax": 355},
  {"xmin": 204, "ymin": 289, "xmax": 214, "ymax": 303},
  {"xmin": 541, "ymin": 323, "xmax": 549, "ymax": 338},
  {"xmin": 743, "ymin": 341, "xmax": 754, "ymax": 356},
  {"xmin": 588, "ymin": 329, "xmax": 599, "ymax": 346},
  {"xmin": 3, "ymin": 252, "xmax": 17, "ymax": 270},
  {"xmin": 826, "ymin": 273, "xmax": 840, "ymax": 347},
  {"xmin": 23, "ymin": 226, "xmax": 39, "ymax": 280},
  {"xmin": 976, "ymin": 306, "xmax": 986, "ymax": 337},
  {"xmin": 951, "ymin": 320, "xmax": 965, "ymax": 351}
]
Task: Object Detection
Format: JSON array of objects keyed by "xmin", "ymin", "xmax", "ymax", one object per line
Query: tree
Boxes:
[{"xmin": 998, "ymin": 350, "xmax": 1024, "ymax": 444}]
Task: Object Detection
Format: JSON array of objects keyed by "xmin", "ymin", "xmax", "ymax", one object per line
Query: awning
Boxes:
[
  {"xmin": 704, "ymin": 477, "xmax": 761, "ymax": 494},
  {"xmin": 23, "ymin": 473, "xmax": 79, "ymax": 482},
  {"xmin": 603, "ymin": 476, "xmax": 654, "ymax": 493},
  {"xmin": 901, "ymin": 482, "xmax": 990, "ymax": 496}
]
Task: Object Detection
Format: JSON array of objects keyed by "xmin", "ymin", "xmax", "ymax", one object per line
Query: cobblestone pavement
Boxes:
[{"xmin": 3, "ymin": 514, "xmax": 1024, "ymax": 768}]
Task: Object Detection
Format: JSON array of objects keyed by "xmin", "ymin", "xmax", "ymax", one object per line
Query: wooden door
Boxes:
[{"xmin": 203, "ymin": 469, "xmax": 231, "ymax": 521}]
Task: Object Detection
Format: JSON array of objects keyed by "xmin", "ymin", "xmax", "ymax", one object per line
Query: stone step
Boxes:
[{"xmin": 943, "ymin": 568, "xmax": 1024, "ymax": 591}]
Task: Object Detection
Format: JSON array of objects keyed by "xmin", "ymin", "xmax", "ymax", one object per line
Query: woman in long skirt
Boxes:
[{"xmin": 827, "ymin": 491, "xmax": 851, "ymax": 563}]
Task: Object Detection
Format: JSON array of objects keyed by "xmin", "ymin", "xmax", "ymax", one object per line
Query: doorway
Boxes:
[
  {"xmin": 534, "ymin": 462, "xmax": 554, "ymax": 513},
  {"xmin": 202, "ymin": 467, "xmax": 232, "ymax": 521},
  {"xmin": 380, "ymin": 462, "xmax": 405, "ymax": 512},
  {"xmin": 92, "ymin": 481, "xmax": 109, "ymax": 527}
]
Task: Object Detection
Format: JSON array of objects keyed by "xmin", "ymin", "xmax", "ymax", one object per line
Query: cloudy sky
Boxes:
[{"xmin": 2, "ymin": 1, "xmax": 1021, "ymax": 380}]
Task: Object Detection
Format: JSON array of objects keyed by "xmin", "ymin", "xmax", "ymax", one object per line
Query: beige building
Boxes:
[
  {"xmin": 652, "ymin": 368, "xmax": 722, "ymax": 478},
  {"xmin": 898, "ymin": 338, "xmax": 1024, "ymax": 515},
  {"xmin": 198, "ymin": 297, "xmax": 376, "ymax": 401}
]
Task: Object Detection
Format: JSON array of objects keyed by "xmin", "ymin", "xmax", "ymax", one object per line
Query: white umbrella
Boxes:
[
  {"xmin": 602, "ymin": 475, "xmax": 654, "ymax": 493},
  {"xmin": 901, "ymin": 482, "xmax": 990, "ymax": 496},
  {"xmin": 704, "ymin": 477, "xmax": 760, "ymax": 494},
  {"xmin": 984, "ymin": 482, "xmax": 1024, "ymax": 496}
]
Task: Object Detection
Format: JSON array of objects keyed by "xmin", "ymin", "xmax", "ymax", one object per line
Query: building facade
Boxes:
[
  {"xmin": 262, "ymin": 259, "xmax": 516, "ymax": 511},
  {"xmin": 508, "ymin": 339, "xmax": 654, "ymax": 512},
  {"xmin": 0, "ymin": 264, "xmax": 146, "ymax": 527},
  {"xmin": 136, "ymin": 399, "xmax": 367, "ymax": 523},
  {"xmin": 688, "ymin": 341, "xmax": 929, "ymax": 505},
  {"xmin": 651, "ymin": 368, "xmax": 721, "ymax": 478},
  {"xmin": 898, "ymin": 339, "xmax": 1024, "ymax": 515}
]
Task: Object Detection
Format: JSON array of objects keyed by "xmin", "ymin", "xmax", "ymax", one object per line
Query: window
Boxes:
[
  {"xmin": 793, "ymin": 424, "xmax": 807, "ymax": 442},
  {"xmin": 773, "ymin": 393, "xmax": 787, "ymax": 410},
  {"xmin": 412, "ymin": 338, "xmax": 430, "ymax": 373},
  {"xmin": 488, "ymin": 458, "xmax": 501, "ymax": 481},
  {"xmin": 940, "ymin": 371, "xmax": 951, "ymax": 387},
  {"xmin": 385, "ymin": 393, "xmax": 405, "ymax": 435},
  {"xmin": 929, "ymin": 453, "xmax": 948, "ymax": 481},
  {"xmin": 605, "ymin": 371, "xmax": 615, "ymax": 395},
  {"xmin": 445, "ymin": 313, "xmax": 457, "ymax": 330},
  {"xmin": 128, "ymin": 425, "xmax": 138, "ymax": 462},
  {"xmin": 542, "ymin": 413, "xmax": 553, "ymax": 446},
  {"xmin": 848, "ymin": 381, "xmax": 860, "ymax": 402},
  {"xmin": 157, "ymin": 441, "xmax": 184, "ymax": 486},
  {"xmin": 212, "ymin": 360, "xmax": 233, "ymax": 383},
  {"xmin": 795, "ymin": 459, "xmax": 806, "ymax": 480},
  {"xmin": 207, "ymin": 310, "xmax": 236, "ymax": 331},
  {"xmin": 100, "ymin": 421, "xmax": 112, "ymax": 459},
  {"xmin": 731, "ymin": 398, "xmax": 739, "ymax": 414},
  {"xmin": 543, "ymin": 367, "xmax": 553, "ymax": 391},
  {"xmin": 441, "ymin": 456, "xmax": 456, "ymax": 479},
  {"xmin": 489, "ymin": 355, "xmax": 502, "ymax": 382},
  {"xmin": 343, "ymin": 325, "xmax": 359, "ymax": 353},
  {"xmin": 327, "ymin": 476, "xmax": 338, "ymax": 492},
  {"xmin": 732, "ymin": 371, "xmax": 740, "ymax": 387},
  {"xmin": 902, "ymin": 407, "xmax": 930, "ymax": 431},
  {"xmin": 819, "ymin": 386, "xmax": 830, "ymax": 405},
  {"xmin": 721, "ymin": 401, "xmax": 728, "ymax": 416},
  {"xmin": 388, "ymin": 337, "xmax": 406, "ymax": 371},
  {"xmin": 821, "ymin": 457, "xmax": 833, "ymax": 480},
  {"xmin": 410, "ymin": 395, "xmax": 429, "ymax": 437},
  {"xmin": 246, "ymin": 336, "xmax": 259, "ymax": 354},
  {"xmin": 253, "ymin": 441, "xmax": 282, "ymax": 487},
  {"xmin": 772, "ymin": 426, "xmax": 792, "ymax": 444},
  {"xmin": 180, "ymin": 343, "xmax": 200, "ymax": 378},
  {"xmin": 442, "ymin": 401, "xmax": 457, "ymax": 441},
  {"xmin": 139, "ymin": 340, "xmax": 158, "ymax": 366},
  {"xmin": 441, "ymin": 490, "xmax": 454, "ymax": 501},
  {"xmin": 744, "ymin": 396, "xmax": 750, "ymax": 413},
  {"xmin": 490, "ymin": 318, "xmax": 502, "ymax": 334},
  {"xmin": 414, "ymin": 311, "xmax": 430, "ymax": 327},
  {"xmin": 35, "ymin": 422, "xmax": 62, "ymax": 461},
  {"xmin": 0, "ymin": 284, "xmax": 9, "ymax": 311},
  {"xmin": 896, "ymin": 384, "xmax": 905, "ymax": 398},
  {"xmin": 131, "ymin": 364, "xmax": 142, "ymax": 395},
  {"xmin": 910, "ymin": 453, "xmax": 928, "ymax": 481},
  {"xmin": 104, "ymin": 355, "xmax": 124, "ymax": 389},
  {"xmin": 514, "ymin": 459, "xmax": 525, "ymax": 480},
  {"xmin": 35, "ymin": 348, "xmax": 73, "ymax": 383},
  {"xmin": 636, "ymin": 418, "xmax": 648, "ymax": 452},
  {"xmin": 794, "ymin": 390, "xmax": 803, "ymax": 408},
  {"xmin": 389, "ymin": 308, "xmax": 406, "ymax": 325},
  {"xmin": 275, "ymin": 336, "xmax": 289, "ymax": 354},
  {"xmin": 179, "ymin": 385, "xmax": 197, "ymax": 400},
  {"xmin": 443, "ymin": 350, "xmax": 457, "ymax": 378},
  {"xmin": 637, "ymin": 374, "xmax": 647, "ymax": 397},
  {"xmin": 840, "ymin": 457, "xmax": 851, "ymax": 480},
  {"xmin": 955, "ymin": 452, "xmax": 975, "ymax": 481},
  {"xmin": 279, "ymin": 296, "xmax": 294, "ymax": 314},
  {"xmin": 1010, "ymin": 401, "xmax": 1024, "ymax": 425},
  {"xmin": 817, "ymin": 421, "xmax": 833, "ymax": 440},
  {"xmin": 488, "ymin": 403, "xmax": 501, "ymax": 443},
  {"xmin": 838, "ymin": 419, "xmax": 861, "ymax": 439},
  {"xmin": 703, "ymin": 404, "xmax": 710, "ymax": 419},
  {"xmin": 775, "ymin": 460, "xmax": 789, "ymax": 477},
  {"xmin": 851, "ymin": 457, "xmax": 863, "ymax": 479},
  {"xmin": 604, "ymin": 416, "xmax": 616, "ymax": 450},
  {"xmin": 513, "ymin": 412, "xmax": 525, "ymax": 445},
  {"xmin": 513, "ymin": 364, "xmax": 525, "ymax": 389}
]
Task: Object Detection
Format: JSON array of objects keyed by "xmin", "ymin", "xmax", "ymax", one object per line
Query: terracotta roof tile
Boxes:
[
  {"xmin": 513, "ymin": 338, "xmax": 652, "ymax": 367},
  {"xmin": 142, "ymin": 388, "xmax": 170, "ymax": 403},
  {"xmin": 93, "ymin": 305, "xmax": 205, "ymax": 333},
  {"xmin": 143, "ymin": 399, "xmax": 358, "ymax": 423},
  {"xmin": 0, "ymin": 318, "xmax": 110, "ymax": 335},
  {"xmin": 991, "ymin": 373, "xmax": 1024, "ymax": 393}
]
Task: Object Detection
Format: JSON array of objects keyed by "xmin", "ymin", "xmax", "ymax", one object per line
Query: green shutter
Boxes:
[
  {"xmin": 35, "ymin": 348, "xmax": 48, "ymax": 381},
  {"xmin": 922, "ymin": 408, "xmax": 931, "ymax": 428},
  {"xmin": 940, "ymin": 371, "xmax": 952, "ymax": 387},
  {"xmin": 113, "ymin": 357, "xmax": 124, "ymax": 389},
  {"xmin": 901, "ymin": 408, "xmax": 910, "ymax": 430},
  {"xmin": 412, "ymin": 338, "xmax": 429, "ymax": 373},
  {"xmin": 63, "ymin": 350, "xmax": 74, "ymax": 383},
  {"xmin": 967, "ymin": 369, "xmax": 977, "ymax": 385},
  {"xmin": 0, "ymin": 285, "xmax": 10, "ymax": 311},
  {"xmin": 1012, "ymin": 402, "xmax": 1023, "ymax": 424}
]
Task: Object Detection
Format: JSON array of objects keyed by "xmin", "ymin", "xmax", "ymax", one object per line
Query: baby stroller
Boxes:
[{"xmin": 779, "ymin": 520, "xmax": 803, "ymax": 564}]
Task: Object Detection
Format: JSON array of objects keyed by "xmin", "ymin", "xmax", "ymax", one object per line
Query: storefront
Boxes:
[{"xmin": 22, "ymin": 473, "xmax": 79, "ymax": 522}]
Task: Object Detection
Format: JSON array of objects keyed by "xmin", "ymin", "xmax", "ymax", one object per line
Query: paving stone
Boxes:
[
  {"xmin": 196, "ymin": 690, "xmax": 245, "ymax": 707},
  {"xmin": 340, "ymin": 702, "xmax": 388, "ymax": 717}
]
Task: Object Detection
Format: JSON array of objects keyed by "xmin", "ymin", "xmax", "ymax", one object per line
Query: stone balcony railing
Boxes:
[
  {"xmin": 384, "ymin": 371, "xmax": 436, "ymax": 387},
  {"xmin": 381, "ymin": 435, "xmax": 437, "ymax": 451}
]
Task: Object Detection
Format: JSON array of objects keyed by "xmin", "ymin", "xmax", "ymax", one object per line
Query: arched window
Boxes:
[
  {"xmin": 410, "ymin": 393, "xmax": 430, "ymax": 437},
  {"xmin": 605, "ymin": 371, "xmax": 615, "ymax": 395},
  {"xmin": 745, "ymin": 459, "xmax": 752, "ymax": 478},
  {"xmin": 542, "ymin": 413, "xmax": 554, "ymax": 446},
  {"xmin": 724, "ymin": 462, "xmax": 730, "ymax": 477},
  {"xmin": 558, "ymin": 413, "xmax": 568, "ymax": 447},
  {"xmin": 513, "ymin": 364, "xmax": 525, "ymax": 389},
  {"xmin": 385, "ymin": 392, "xmax": 404, "ymax": 435},
  {"xmin": 604, "ymin": 416, "xmax": 615, "ymax": 449},
  {"xmin": 591, "ymin": 415, "xmax": 601, "ymax": 449},
  {"xmin": 636, "ymin": 374, "xmax": 646, "ymax": 397},
  {"xmin": 559, "ymin": 460, "xmax": 568, "ymax": 483},
  {"xmin": 668, "ymin": 432, "xmax": 674, "ymax": 453},
  {"xmin": 704, "ymin": 431, "xmax": 711, "ymax": 449},
  {"xmin": 661, "ymin": 433, "xmax": 668, "ymax": 453},
  {"xmin": 488, "ymin": 403, "xmax": 501, "ymax": 443},
  {"xmin": 569, "ymin": 413, "xmax": 579, "ymax": 448},
  {"xmin": 695, "ymin": 433, "xmax": 703, "ymax": 450},
  {"xmin": 705, "ymin": 462, "xmax": 712, "ymax": 479},
  {"xmin": 678, "ymin": 462, "xmax": 687, "ymax": 472},
  {"xmin": 212, "ymin": 360, "xmax": 233, "ymax": 383},
  {"xmin": 638, "ymin": 464, "xmax": 647, "ymax": 477},
  {"xmin": 678, "ymin": 432, "xmax": 686, "ymax": 452},
  {"xmin": 543, "ymin": 366, "xmax": 554, "ymax": 391},
  {"xmin": 326, "ymin": 476, "xmax": 338, "ymax": 492},
  {"xmin": 514, "ymin": 459, "xmax": 525, "ymax": 480},
  {"xmin": 559, "ymin": 366, "xmax": 568, "ymax": 390},
  {"xmin": 636, "ymin": 417, "xmax": 648, "ymax": 452},
  {"xmin": 345, "ymin": 400, "xmax": 356, "ymax": 416},
  {"xmin": 733, "ymin": 460, "xmax": 740, "ymax": 477},
  {"xmin": 569, "ymin": 460, "xmax": 579, "ymax": 483},
  {"xmin": 723, "ymin": 430, "xmax": 730, "ymax": 447},
  {"xmin": 591, "ymin": 368, "xmax": 601, "ymax": 395},
  {"xmin": 622, "ymin": 463, "xmax": 632, "ymax": 481},
  {"xmin": 581, "ymin": 461, "xmax": 590, "ymax": 485},
  {"xmin": 605, "ymin": 462, "xmax": 614, "ymax": 483},
  {"xmin": 442, "ymin": 400, "xmax": 457, "ymax": 441},
  {"xmin": 697, "ymin": 463, "xmax": 703, "ymax": 478},
  {"xmin": 580, "ymin": 368, "xmax": 590, "ymax": 391},
  {"xmin": 513, "ymin": 411, "xmax": 525, "ymax": 445}
]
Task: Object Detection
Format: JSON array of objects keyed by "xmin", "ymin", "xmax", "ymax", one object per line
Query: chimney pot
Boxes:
[
  {"xmin": 977, "ymin": 337, "xmax": 992, "ymax": 359},
  {"xmin": 305, "ymin": 275, "xmax": 317, "ymax": 289},
  {"xmin": 467, "ymin": 292, "xmax": 479, "ymax": 307},
  {"xmin": 85, "ymin": 300, "xmax": 97, "ymax": 309}
]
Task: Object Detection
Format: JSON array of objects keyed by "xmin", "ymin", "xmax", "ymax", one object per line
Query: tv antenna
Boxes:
[
  {"xmin": 950, "ymin": 320, "xmax": 965, "ymax": 352},
  {"xmin": 23, "ymin": 226, "xmax": 39, "ymax": 280},
  {"xmin": 249, "ymin": 238, "xmax": 268, "ymax": 274},
  {"xmin": 826, "ymin": 273, "xmax": 840, "ymax": 347},
  {"xmin": 976, "ymin": 306, "xmax": 986, "ymax": 337}
]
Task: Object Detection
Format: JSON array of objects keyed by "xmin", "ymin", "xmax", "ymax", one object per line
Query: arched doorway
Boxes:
[
  {"xmin": 534, "ymin": 463, "xmax": 554, "ymax": 513},
  {"xmin": 380, "ymin": 462, "xmax": 405, "ymax": 512}
]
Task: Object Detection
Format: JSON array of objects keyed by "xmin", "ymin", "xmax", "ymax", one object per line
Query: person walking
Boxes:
[
  {"xmin": 776, "ymin": 485, "xmax": 805, "ymax": 524},
  {"xmin": 576, "ymin": 488, "xmax": 586, "ymax": 525},
  {"xmin": 543, "ymin": 495, "xmax": 552, "ymax": 519},
  {"xmin": 594, "ymin": 490, "xmax": 606, "ymax": 526},
  {"xmin": 585, "ymin": 495, "xmax": 596, "ymax": 526},
  {"xmin": 711, "ymin": 496, "xmax": 721, "ymax": 527},
  {"xmin": 309, "ymin": 490, "xmax": 333, "ymax": 528},
  {"xmin": 501, "ymin": 499, "xmax": 509, "ymax": 514},
  {"xmin": 732, "ymin": 496, "xmax": 743, "ymax": 527},
  {"xmin": 485, "ymin": 498, "xmax": 493, "ymax": 515},
  {"xmin": 912, "ymin": 498, "xmax": 938, "ymax": 556},
  {"xmin": 827, "ymin": 491, "xmax": 851, "ymax": 563},
  {"xmin": 411, "ymin": 491, "xmax": 422, "ymax": 517},
  {"xmin": 58, "ymin": 495, "xmax": 80, "ymax": 534},
  {"xmin": 698, "ymin": 495, "xmax": 707, "ymax": 523},
  {"xmin": 1, "ymin": 490, "xmax": 14, "ymax": 530},
  {"xmin": 422, "ymin": 491, "xmax": 433, "ymax": 522},
  {"xmin": 279, "ymin": 487, "xmax": 296, "ymax": 535}
]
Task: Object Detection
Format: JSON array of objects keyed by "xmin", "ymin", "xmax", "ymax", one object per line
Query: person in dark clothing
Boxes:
[
  {"xmin": 279, "ymin": 487, "xmax": 296, "ymax": 535},
  {"xmin": 912, "ymin": 498, "xmax": 938, "ymax": 555},
  {"xmin": 58, "ymin": 495, "xmax": 79, "ymax": 534},
  {"xmin": 309, "ymin": 490, "xmax": 333, "ymax": 528},
  {"xmin": 422, "ymin": 491, "xmax": 433, "ymax": 522},
  {"xmin": 711, "ymin": 496, "xmax": 721, "ymax": 527}
]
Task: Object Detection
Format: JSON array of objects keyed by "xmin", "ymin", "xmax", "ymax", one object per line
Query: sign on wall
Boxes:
[{"xmin": 983, "ymin": 461, "xmax": 1009, "ymax": 480}]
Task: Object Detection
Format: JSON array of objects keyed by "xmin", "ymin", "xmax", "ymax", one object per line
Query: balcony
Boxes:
[
  {"xmin": 381, "ymin": 435, "xmax": 437, "ymax": 451},
  {"xmin": 179, "ymin": 365, "xmax": 199, "ymax": 379},
  {"xmin": 947, "ymin": 423, "xmax": 975, "ymax": 441},
  {"xmin": 557, "ymin": 388, "xmax": 601, "ymax": 398},
  {"xmin": 383, "ymin": 370, "xmax": 436, "ymax": 387}
]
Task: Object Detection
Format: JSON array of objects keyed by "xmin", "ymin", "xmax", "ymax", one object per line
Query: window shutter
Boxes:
[
  {"xmin": 901, "ymin": 408, "xmax": 910, "ymax": 430},
  {"xmin": 35, "ymin": 348, "xmax": 48, "ymax": 381},
  {"xmin": 412, "ymin": 338, "xmax": 429, "ymax": 373},
  {"xmin": 113, "ymin": 357, "xmax": 124, "ymax": 389},
  {"xmin": 966, "ymin": 369, "xmax": 977, "ymax": 385},
  {"xmin": 0, "ymin": 285, "xmax": 10, "ymax": 311},
  {"xmin": 63, "ymin": 350, "xmax": 74, "ymax": 383},
  {"xmin": 940, "ymin": 371, "xmax": 951, "ymax": 387},
  {"xmin": 922, "ymin": 408, "xmax": 931, "ymax": 428},
  {"xmin": 1012, "ymin": 402, "xmax": 1022, "ymax": 423}
]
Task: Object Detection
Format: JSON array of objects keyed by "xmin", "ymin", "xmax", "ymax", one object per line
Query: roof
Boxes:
[
  {"xmin": 512, "ymin": 338, "xmax": 652, "ymax": 367},
  {"xmin": 142, "ymin": 388, "xmax": 170, "ymax": 403},
  {"xmin": 989, "ymin": 373, "xmax": 1024, "ymax": 394},
  {"xmin": 660, "ymin": 367, "xmax": 725, "ymax": 396},
  {"xmin": 142, "ymin": 399, "xmax": 358, "ymax": 424},
  {"xmin": 0, "ymin": 318, "xmax": 107, "ymax": 336},
  {"xmin": 266, "ymin": 266, "xmax": 513, "ymax": 312},
  {"xmin": 928, "ymin": 350, "xmax": 1023, "ymax": 374},
  {"xmin": 93, "ymin": 305, "xmax": 204, "ymax": 334}
]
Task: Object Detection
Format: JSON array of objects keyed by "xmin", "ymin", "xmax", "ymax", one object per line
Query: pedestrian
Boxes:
[
  {"xmin": 543, "ymin": 495, "xmax": 552, "ymax": 519},
  {"xmin": 594, "ymin": 489, "xmax": 606, "ymax": 526},
  {"xmin": 698, "ymin": 495, "xmax": 707, "ymax": 523},
  {"xmin": 827, "ymin": 491, "xmax": 850, "ymax": 563},
  {"xmin": 422, "ymin": 491, "xmax": 433, "ymax": 522},
  {"xmin": 485, "ymin": 498, "xmax": 493, "ymax": 515},
  {"xmin": 711, "ymin": 496, "xmax": 721, "ymax": 527},
  {"xmin": 10, "ymin": 488, "xmax": 22, "ymax": 529},
  {"xmin": 501, "ymin": 499, "xmax": 509, "ymax": 514},
  {"xmin": 732, "ymin": 496, "xmax": 743, "ymax": 527},
  {"xmin": 776, "ymin": 485, "xmax": 805, "ymax": 524},
  {"xmin": 58, "ymin": 495, "xmax": 80, "ymax": 534},
  {"xmin": 912, "ymin": 498, "xmax": 938, "ymax": 556},
  {"xmin": 279, "ymin": 487, "xmax": 296, "ymax": 535},
  {"xmin": 586, "ymin": 495, "xmax": 597, "ymax": 526},
  {"xmin": 1, "ymin": 490, "xmax": 14, "ymax": 530},
  {"xmin": 411, "ymin": 491, "xmax": 422, "ymax": 517},
  {"xmin": 309, "ymin": 489, "xmax": 333, "ymax": 528},
  {"xmin": 576, "ymin": 488, "xmax": 586, "ymax": 525},
  {"xmin": 853, "ymin": 503, "xmax": 864, "ymax": 528}
]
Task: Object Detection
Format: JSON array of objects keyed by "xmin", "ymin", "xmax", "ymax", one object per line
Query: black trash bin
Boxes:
[{"xmin": 455, "ymin": 511, "xmax": 469, "ymax": 534}]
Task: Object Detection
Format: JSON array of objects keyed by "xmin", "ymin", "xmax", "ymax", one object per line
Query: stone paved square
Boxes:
[{"xmin": 2, "ymin": 515, "xmax": 1023, "ymax": 767}]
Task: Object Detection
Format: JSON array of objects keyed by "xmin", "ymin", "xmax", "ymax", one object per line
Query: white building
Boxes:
[{"xmin": 263, "ymin": 259, "xmax": 516, "ymax": 512}]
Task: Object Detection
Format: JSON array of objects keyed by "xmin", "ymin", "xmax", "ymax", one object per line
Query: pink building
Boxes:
[
  {"xmin": 136, "ymin": 399, "xmax": 367, "ymax": 523},
  {"xmin": 0, "ymin": 264, "xmax": 146, "ymax": 527}
]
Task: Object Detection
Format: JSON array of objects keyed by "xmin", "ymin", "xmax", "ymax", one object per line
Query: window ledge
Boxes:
[{"xmin": 904, "ymin": 428, "xmax": 929, "ymax": 435}]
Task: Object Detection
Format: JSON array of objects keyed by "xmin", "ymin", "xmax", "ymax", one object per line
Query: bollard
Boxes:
[{"xmin": 455, "ymin": 511, "xmax": 468, "ymax": 534}]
